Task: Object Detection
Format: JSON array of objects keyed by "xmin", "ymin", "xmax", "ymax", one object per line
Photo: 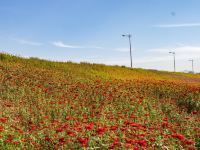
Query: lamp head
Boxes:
[
  {"xmin": 122, "ymin": 34, "xmax": 132, "ymax": 38},
  {"xmin": 169, "ymin": 52, "xmax": 175, "ymax": 54}
]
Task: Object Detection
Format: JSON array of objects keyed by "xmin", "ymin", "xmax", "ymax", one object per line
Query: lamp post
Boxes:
[
  {"xmin": 122, "ymin": 34, "xmax": 133, "ymax": 68},
  {"xmin": 189, "ymin": 59, "xmax": 194, "ymax": 73},
  {"xmin": 169, "ymin": 51, "xmax": 176, "ymax": 72}
]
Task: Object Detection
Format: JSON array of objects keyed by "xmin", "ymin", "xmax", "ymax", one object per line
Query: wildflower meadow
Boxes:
[{"xmin": 0, "ymin": 53, "xmax": 199, "ymax": 149}]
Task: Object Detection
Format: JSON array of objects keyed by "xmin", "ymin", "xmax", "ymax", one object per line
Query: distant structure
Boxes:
[
  {"xmin": 169, "ymin": 51, "xmax": 176, "ymax": 72},
  {"xmin": 188, "ymin": 59, "xmax": 194, "ymax": 73},
  {"xmin": 122, "ymin": 34, "xmax": 133, "ymax": 68}
]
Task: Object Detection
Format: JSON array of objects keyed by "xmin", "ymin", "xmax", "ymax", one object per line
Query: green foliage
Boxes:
[
  {"xmin": 177, "ymin": 95, "xmax": 200, "ymax": 113},
  {"xmin": 195, "ymin": 138, "xmax": 200, "ymax": 149}
]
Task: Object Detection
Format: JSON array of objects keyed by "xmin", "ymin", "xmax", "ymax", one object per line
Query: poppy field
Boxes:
[{"xmin": 0, "ymin": 53, "xmax": 200, "ymax": 149}]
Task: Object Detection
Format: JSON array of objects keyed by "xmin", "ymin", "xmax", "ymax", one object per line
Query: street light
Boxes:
[
  {"xmin": 188, "ymin": 59, "xmax": 194, "ymax": 73},
  {"xmin": 122, "ymin": 34, "xmax": 133, "ymax": 68},
  {"xmin": 169, "ymin": 51, "xmax": 176, "ymax": 72}
]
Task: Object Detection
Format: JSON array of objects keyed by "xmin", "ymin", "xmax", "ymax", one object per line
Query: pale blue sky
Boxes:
[{"xmin": 0, "ymin": 0, "xmax": 200, "ymax": 72}]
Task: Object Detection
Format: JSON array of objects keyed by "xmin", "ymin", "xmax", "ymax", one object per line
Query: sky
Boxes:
[{"xmin": 0, "ymin": 0, "xmax": 200, "ymax": 73}]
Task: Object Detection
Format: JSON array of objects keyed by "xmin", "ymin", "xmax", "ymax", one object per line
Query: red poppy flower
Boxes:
[
  {"xmin": 12, "ymin": 141, "xmax": 20, "ymax": 145},
  {"xmin": 172, "ymin": 133, "xmax": 185, "ymax": 141},
  {"xmin": 55, "ymin": 128, "xmax": 63, "ymax": 133},
  {"xmin": 0, "ymin": 126, "xmax": 3, "ymax": 132},
  {"xmin": 59, "ymin": 138, "xmax": 65, "ymax": 145},
  {"xmin": 188, "ymin": 147, "xmax": 196, "ymax": 150},
  {"xmin": 67, "ymin": 131, "xmax": 76, "ymax": 137},
  {"xmin": 45, "ymin": 136, "xmax": 52, "ymax": 141},
  {"xmin": 184, "ymin": 139, "xmax": 195, "ymax": 145},
  {"xmin": 136, "ymin": 139, "xmax": 147, "ymax": 147},
  {"xmin": 124, "ymin": 143, "xmax": 133, "ymax": 149},
  {"xmin": 110, "ymin": 126, "xmax": 118, "ymax": 131},
  {"xmin": 192, "ymin": 111, "xmax": 198, "ymax": 115},
  {"xmin": 85, "ymin": 123, "xmax": 94, "ymax": 130},
  {"xmin": 96, "ymin": 127, "xmax": 106, "ymax": 135},
  {"xmin": 78, "ymin": 137, "xmax": 89, "ymax": 147},
  {"xmin": 0, "ymin": 117, "xmax": 8, "ymax": 123}
]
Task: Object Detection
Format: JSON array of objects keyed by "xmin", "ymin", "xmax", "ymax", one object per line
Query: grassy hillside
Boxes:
[{"xmin": 0, "ymin": 53, "xmax": 200, "ymax": 149}]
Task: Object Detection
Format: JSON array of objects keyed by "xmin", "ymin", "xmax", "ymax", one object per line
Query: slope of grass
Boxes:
[{"xmin": 0, "ymin": 53, "xmax": 199, "ymax": 149}]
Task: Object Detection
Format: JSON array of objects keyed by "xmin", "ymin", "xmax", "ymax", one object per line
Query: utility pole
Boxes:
[
  {"xmin": 189, "ymin": 59, "xmax": 194, "ymax": 73},
  {"xmin": 122, "ymin": 34, "xmax": 133, "ymax": 68},
  {"xmin": 169, "ymin": 51, "xmax": 176, "ymax": 72}
]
